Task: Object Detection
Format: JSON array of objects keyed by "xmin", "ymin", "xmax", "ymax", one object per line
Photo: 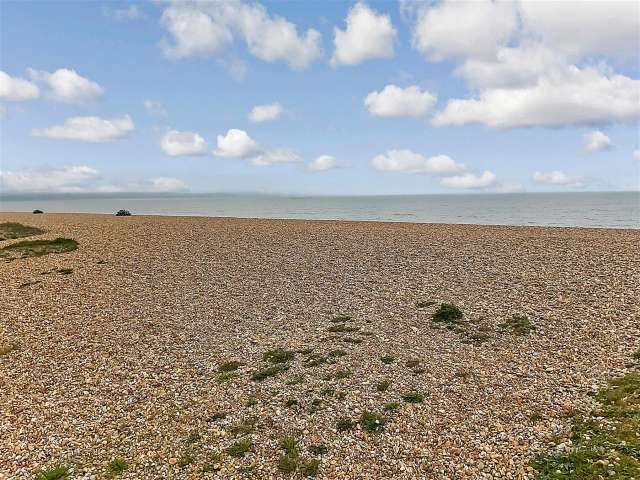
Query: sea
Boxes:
[{"xmin": 1, "ymin": 192, "xmax": 638, "ymax": 229}]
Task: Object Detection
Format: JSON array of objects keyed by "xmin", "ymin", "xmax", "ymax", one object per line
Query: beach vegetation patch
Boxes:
[
  {"xmin": 331, "ymin": 314, "xmax": 351, "ymax": 322},
  {"xmin": 377, "ymin": 379, "xmax": 392, "ymax": 392},
  {"xmin": 208, "ymin": 411, "xmax": 227, "ymax": 422},
  {"xmin": 299, "ymin": 458, "xmax": 321, "ymax": 477},
  {"xmin": 499, "ymin": 314, "xmax": 536, "ymax": 335},
  {"xmin": 360, "ymin": 411, "xmax": 385, "ymax": 433},
  {"xmin": 0, "ymin": 341, "xmax": 19, "ymax": 357},
  {"xmin": 226, "ymin": 439, "xmax": 252, "ymax": 458},
  {"xmin": 329, "ymin": 348, "xmax": 347, "ymax": 358},
  {"xmin": 531, "ymin": 370, "xmax": 640, "ymax": 478},
  {"xmin": 303, "ymin": 354, "xmax": 327, "ymax": 368},
  {"xmin": 218, "ymin": 360, "xmax": 244, "ymax": 372},
  {"xmin": 336, "ymin": 418, "xmax": 354, "ymax": 432},
  {"xmin": 0, "ymin": 237, "xmax": 77, "ymax": 259},
  {"xmin": 334, "ymin": 369, "xmax": 352, "ymax": 380},
  {"xmin": 106, "ymin": 458, "xmax": 128, "ymax": 476},
  {"xmin": 0, "ymin": 222, "xmax": 45, "ymax": 240},
  {"xmin": 285, "ymin": 398, "xmax": 298, "ymax": 408},
  {"xmin": 406, "ymin": 359, "xmax": 420, "ymax": 368},
  {"xmin": 278, "ymin": 436, "xmax": 299, "ymax": 473},
  {"xmin": 308, "ymin": 444, "xmax": 328, "ymax": 456},
  {"xmin": 328, "ymin": 323, "xmax": 360, "ymax": 333},
  {"xmin": 433, "ymin": 303, "xmax": 463, "ymax": 324},
  {"xmin": 217, "ymin": 371, "xmax": 238, "ymax": 384},
  {"xmin": 384, "ymin": 402, "xmax": 400, "ymax": 412},
  {"xmin": 381, "ymin": 355, "xmax": 395, "ymax": 364},
  {"xmin": 402, "ymin": 392, "xmax": 425, "ymax": 404},
  {"xmin": 309, "ymin": 398, "xmax": 324, "ymax": 414},
  {"xmin": 251, "ymin": 363, "xmax": 289, "ymax": 381},
  {"xmin": 286, "ymin": 375, "xmax": 305, "ymax": 385},
  {"xmin": 263, "ymin": 348, "xmax": 295, "ymax": 364},
  {"xmin": 115, "ymin": 210, "xmax": 131, "ymax": 216},
  {"xmin": 343, "ymin": 337, "xmax": 363, "ymax": 344},
  {"xmin": 228, "ymin": 418, "xmax": 256, "ymax": 436},
  {"xmin": 35, "ymin": 466, "xmax": 70, "ymax": 480}
]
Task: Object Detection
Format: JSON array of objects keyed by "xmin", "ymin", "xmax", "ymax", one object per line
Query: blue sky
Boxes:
[{"xmin": 1, "ymin": 0, "xmax": 638, "ymax": 195}]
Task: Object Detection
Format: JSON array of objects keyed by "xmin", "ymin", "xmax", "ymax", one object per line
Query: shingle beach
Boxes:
[{"xmin": 1, "ymin": 213, "xmax": 638, "ymax": 479}]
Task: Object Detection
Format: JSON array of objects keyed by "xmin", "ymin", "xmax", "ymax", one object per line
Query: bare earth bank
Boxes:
[{"xmin": 1, "ymin": 213, "xmax": 639, "ymax": 479}]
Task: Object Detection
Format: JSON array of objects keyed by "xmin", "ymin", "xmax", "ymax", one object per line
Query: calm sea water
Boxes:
[{"xmin": 1, "ymin": 192, "xmax": 638, "ymax": 228}]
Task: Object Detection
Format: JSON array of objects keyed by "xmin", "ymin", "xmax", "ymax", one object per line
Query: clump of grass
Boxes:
[
  {"xmin": 360, "ymin": 411, "xmax": 385, "ymax": 433},
  {"xmin": 321, "ymin": 387, "xmax": 335, "ymax": 397},
  {"xmin": 528, "ymin": 411, "xmax": 543, "ymax": 423},
  {"xmin": 499, "ymin": 314, "xmax": 536, "ymax": 335},
  {"xmin": 380, "ymin": 355, "xmax": 395, "ymax": 364},
  {"xmin": 178, "ymin": 450, "xmax": 195, "ymax": 467},
  {"xmin": 416, "ymin": 300, "xmax": 436, "ymax": 308},
  {"xmin": 384, "ymin": 402, "xmax": 400, "ymax": 412},
  {"xmin": 226, "ymin": 439, "xmax": 252, "ymax": 458},
  {"xmin": 331, "ymin": 314, "xmax": 351, "ymax": 322},
  {"xmin": 328, "ymin": 323, "xmax": 360, "ymax": 333},
  {"xmin": 35, "ymin": 466, "xmax": 70, "ymax": 480},
  {"xmin": 336, "ymin": 418, "xmax": 354, "ymax": 432},
  {"xmin": 343, "ymin": 337, "xmax": 362, "ymax": 344},
  {"xmin": 185, "ymin": 430, "xmax": 201, "ymax": 444},
  {"xmin": 432, "ymin": 303, "xmax": 463, "ymax": 324},
  {"xmin": 228, "ymin": 418, "xmax": 256, "ymax": 436},
  {"xmin": 334, "ymin": 369, "xmax": 352, "ymax": 380},
  {"xmin": 0, "ymin": 222, "xmax": 44, "ymax": 240},
  {"xmin": 303, "ymin": 354, "xmax": 327, "ymax": 368},
  {"xmin": 286, "ymin": 375, "xmax": 305, "ymax": 385},
  {"xmin": 285, "ymin": 398, "xmax": 298, "ymax": 408},
  {"xmin": 1, "ymin": 237, "xmax": 78, "ymax": 259},
  {"xmin": 278, "ymin": 454, "xmax": 298, "ymax": 473},
  {"xmin": 329, "ymin": 349, "xmax": 347, "ymax": 357},
  {"xmin": 278, "ymin": 436, "xmax": 300, "ymax": 473},
  {"xmin": 201, "ymin": 453, "xmax": 222, "ymax": 473},
  {"xmin": 217, "ymin": 371, "xmax": 238, "ymax": 384},
  {"xmin": 208, "ymin": 411, "xmax": 227, "ymax": 421},
  {"xmin": 299, "ymin": 459, "xmax": 320, "ymax": 477},
  {"xmin": 405, "ymin": 359, "xmax": 420, "ymax": 368},
  {"xmin": 402, "ymin": 392, "xmax": 424, "ymax": 404},
  {"xmin": 297, "ymin": 347, "xmax": 314, "ymax": 355},
  {"xmin": 218, "ymin": 360, "xmax": 244, "ymax": 372},
  {"xmin": 530, "ymin": 370, "xmax": 640, "ymax": 478},
  {"xmin": 245, "ymin": 395, "xmax": 258, "ymax": 407},
  {"xmin": 251, "ymin": 363, "xmax": 289, "ymax": 381},
  {"xmin": 280, "ymin": 436, "xmax": 299, "ymax": 456},
  {"xmin": 264, "ymin": 348, "xmax": 295, "ymax": 364},
  {"xmin": 106, "ymin": 458, "xmax": 128, "ymax": 476},
  {"xmin": 633, "ymin": 348, "xmax": 640, "ymax": 361},
  {"xmin": 376, "ymin": 379, "xmax": 391, "ymax": 392},
  {"xmin": 309, "ymin": 398, "xmax": 324, "ymax": 414}
]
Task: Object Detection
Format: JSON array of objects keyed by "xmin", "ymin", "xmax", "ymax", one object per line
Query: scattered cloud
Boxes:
[
  {"xmin": 432, "ymin": 64, "xmax": 640, "ymax": 128},
  {"xmin": 31, "ymin": 115, "xmax": 134, "ymax": 142},
  {"xmin": 0, "ymin": 70, "xmax": 39, "ymax": 101},
  {"xmin": 308, "ymin": 155, "xmax": 339, "ymax": 172},
  {"xmin": 370, "ymin": 149, "xmax": 464, "ymax": 174},
  {"xmin": 248, "ymin": 102, "xmax": 283, "ymax": 122},
  {"xmin": 160, "ymin": 130, "xmax": 208, "ymax": 156},
  {"xmin": 440, "ymin": 170, "xmax": 497, "ymax": 189},
  {"xmin": 583, "ymin": 130, "xmax": 612, "ymax": 153},
  {"xmin": 147, "ymin": 177, "xmax": 187, "ymax": 192},
  {"xmin": 144, "ymin": 99, "xmax": 167, "ymax": 117},
  {"xmin": 331, "ymin": 2, "xmax": 396, "ymax": 66},
  {"xmin": 251, "ymin": 148, "xmax": 301, "ymax": 166},
  {"xmin": 28, "ymin": 68, "xmax": 103, "ymax": 104},
  {"xmin": 410, "ymin": 0, "xmax": 517, "ymax": 61},
  {"xmin": 533, "ymin": 170, "xmax": 585, "ymax": 187},
  {"xmin": 364, "ymin": 84, "xmax": 437, "ymax": 119},
  {"xmin": 215, "ymin": 128, "xmax": 259, "ymax": 158},
  {"xmin": 0, "ymin": 165, "xmax": 187, "ymax": 193},
  {"xmin": 104, "ymin": 4, "xmax": 143, "ymax": 21},
  {"xmin": 160, "ymin": 1, "xmax": 322, "ymax": 70}
]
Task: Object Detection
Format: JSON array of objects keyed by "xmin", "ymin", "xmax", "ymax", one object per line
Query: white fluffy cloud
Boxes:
[
  {"xmin": 411, "ymin": 0, "xmax": 517, "ymax": 61},
  {"xmin": 0, "ymin": 71, "xmax": 39, "ymax": 101},
  {"xmin": 0, "ymin": 165, "xmax": 187, "ymax": 193},
  {"xmin": 433, "ymin": 64, "xmax": 640, "ymax": 128},
  {"xmin": 147, "ymin": 177, "xmax": 187, "ymax": 192},
  {"xmin": 440, "ymin": 171, "xmax": 497, "ymax": 189},
  {"xmin": 28, "ymin": 68, "xmax": 103, "ymax": 104},
  {"xmin": 308, "ymin": 155, "xmax": 339, "ymax": 172},
  {"xmin": 370, "ymin": 149, "xmax": 464, "ymax": 174},
  {"xmin": 251, "ymin": 148, "xmax": 301, "ymax": 166},
  {"xmin": 533, "ymin": 171, "xmax": 585, "ymax": 187},
  {"xmin": 519, "ymin": 1, "xmax": 639, "ymax": 59},
  {"xmin": 215, "ymin": 128, "xmax": 259, "ymax": 157},
  {"xmin": 0, "ymin": 165, "xmax": 100, "ymax": 193},
  {"xmin": 161, "ymin": 1, "xmax": 321, "ymax": 69},
  {"xmin": 160, "ymin": 130, "xmax": 208, "ymax": 156},
  {"xmin": 31, "ymin": 115, "xmax": 134, "ymax": 142},
  {"xmin": 248, "ymin": 102, "xmax": 283, "ymax": 122},
  {"xmin": 331, "ymin": 2, "xmax": 396, "ymax": 66},
  {"xmin": 364, "ymin": 84, "xmax": 437, "ymax": 118},
  {"xmin": 583, "ymin": 130, "xmax": 612, "ymax": 153}
]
